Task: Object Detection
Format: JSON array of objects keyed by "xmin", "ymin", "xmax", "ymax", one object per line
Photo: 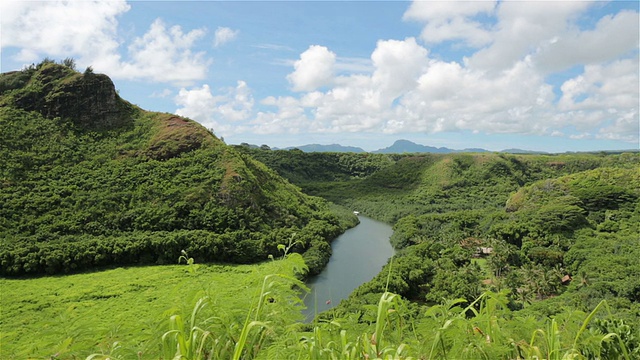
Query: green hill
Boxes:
[
  {"xmin": 237, "ymin": 148, "xmax": 638, "ymax": 221},
  {"xmin": 237, "ymin": 146, "xmax": 639, "ymax": 318},
  {"xmin": 0, "ymin": 61, "xmax": 355, "ymax": 276}
]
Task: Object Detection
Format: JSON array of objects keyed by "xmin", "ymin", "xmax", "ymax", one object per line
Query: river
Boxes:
[{"xmin": 302, "ymin": 216, "xmax": 394, "ymax": 321}]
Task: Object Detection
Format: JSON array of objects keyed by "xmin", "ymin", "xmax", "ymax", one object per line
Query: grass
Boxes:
[
  {"xmin": 1, "ymin": 250, "xmax": 634, "ymax": 359},
  {"xmin": 0, "ymin": 257, "xmax": 304, "ymax": 359}
]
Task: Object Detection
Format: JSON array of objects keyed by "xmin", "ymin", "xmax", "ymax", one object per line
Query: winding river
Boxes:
[{"xmin": 302, "ymin": 216, "xmax": 394, "ymax": 321}]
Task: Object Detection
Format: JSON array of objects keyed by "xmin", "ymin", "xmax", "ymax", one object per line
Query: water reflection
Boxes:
[{"xmin": 302, "ymin": 216, "xmax": 394, "ymax": 321}]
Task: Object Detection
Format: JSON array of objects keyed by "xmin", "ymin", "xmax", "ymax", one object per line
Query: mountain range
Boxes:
[{"xmin": 272, "ymin": 139, "xmax": 546, "ymax": 154}]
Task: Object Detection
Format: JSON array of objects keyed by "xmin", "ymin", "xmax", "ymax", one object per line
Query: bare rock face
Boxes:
[
  {"xmin": 45, "ymin": 71, "xmax": 131, "ymax": 130},
  {"xmin": 10, "ymin": 63, "xmax": 132, "ymax": 131}
]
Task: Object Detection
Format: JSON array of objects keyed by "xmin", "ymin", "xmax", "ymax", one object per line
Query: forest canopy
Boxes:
[{"xmin": 0, "ymin": 61, "xmax": 356, "ymax": 276}]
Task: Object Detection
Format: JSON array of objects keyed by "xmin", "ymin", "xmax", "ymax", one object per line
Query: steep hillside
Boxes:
[
  {"xmin": 0, "ymin": 61, "xmax": 354, "ymax": 276},
  {"xmin": 234, "ymin": 147, "xmax": 639, "ymax": 325},
  {"xmin": 239, "ymin": 148, "xmax": 638, "ymax": 223}
]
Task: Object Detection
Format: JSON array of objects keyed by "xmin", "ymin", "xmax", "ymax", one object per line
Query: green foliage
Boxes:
[
  {"xmin": 2, "ymin": 62, "xmax": 639, "ymax": 359},
  {"xmin": 0, "ymin": 63, "xmax": 353, "ymax": 276}
]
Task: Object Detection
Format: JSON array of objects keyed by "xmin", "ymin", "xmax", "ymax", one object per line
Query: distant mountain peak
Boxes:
[{"xmin": 372, "ymin": 139, "xmax": 487, "ymax": 154}]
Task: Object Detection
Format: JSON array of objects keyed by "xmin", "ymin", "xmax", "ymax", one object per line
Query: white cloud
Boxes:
[
  {"xmin": 106, "ymin": 19, "xmax": 210, "ymax": 85},
  {"xmin": 466, "ymin": 1, "xmax": 593, "ymax": 72},
  {"xmin": 395, "ymin": 57, "xmax": 556, "ymax": 135},
  {"xmin": 403, "ymin": 0, "xmax": 497, "ymax": 47},
  {"xmin": 1, "ymin": 1, "xmax": 210, "ymax": 85},
  {"xmin": 253, "ymin": 96, "xmax": 308, "ymax": 135},
  {"xmin": 216, "ymin": 81, "xmax": 254, "ymax": 121},
  {"xmin": 214, "ymin": 27, "xmax": 239, "ymax": 47},
  {"xmin": 559, "ymin": 59, "xmax": 639, "ymax": 111},
  {"xmin": 1, "ymin": 0, "xmax": 129, "ymax": 61},
  {"xmin": 286, "ymin": 45, "xmax": 336, "ymax": 92},
  {"xmin": 255, "ymin": 1, "xmax": 637, "ymax": 145},
  {"xmin": 274, "ymin": 38, "xmax": 560, "ymax": 137},
  {"xmin": 534, "ymin": 10, "xmax": 640, "ymax": 73},
  {"xmin": 175, "ymin": 81, "xmax": 255, "ymax": 134},
  {"xmin": 175, "ymin": 84, "xmax": 219, "ymax": 123},
  {"xmin": 597, "ymin": 110, "xmax": 639, "ymax": 142},
  {"xmin": 246, "ymin": 12, "xmax": 638, "ymax": 144},
  {"xmin": 371, "ymin": 38, "xmax": 429, "ymax": 107},
  {"xmin": 556, "ymin": 59, "xmax": 640, "ymax": 140}
]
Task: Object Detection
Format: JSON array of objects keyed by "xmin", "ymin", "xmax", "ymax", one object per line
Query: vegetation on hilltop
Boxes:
[
  {"xmin": 236, "ymin": 147, "xmax": 637, "ymax": 221},
  {"xmin": 0, "ymin": 60, "xmax": 356, "ymax": 276}
]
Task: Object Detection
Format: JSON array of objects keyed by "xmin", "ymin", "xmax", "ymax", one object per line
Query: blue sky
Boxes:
[{"xmin": 2, "ymin": 1, "xmax": 638, "ymax": 152}]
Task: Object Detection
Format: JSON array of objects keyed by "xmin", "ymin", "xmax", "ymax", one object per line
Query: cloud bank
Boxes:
[
  {"xmin": 1, "ymin": 0, "xmax": 209, "ymax": 85},
  {"xmin": 180, "ymin": 0, "xmax": 637, "ymax": 143}
]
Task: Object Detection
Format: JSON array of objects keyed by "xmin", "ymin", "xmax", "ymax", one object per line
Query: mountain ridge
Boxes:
[{"xmin": 254, "ymin": 139, "xmax": 549, "ymax": 154}]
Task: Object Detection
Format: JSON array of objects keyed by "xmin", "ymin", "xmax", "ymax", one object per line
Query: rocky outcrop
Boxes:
[
  {"xmin": 44, "ymin": 70, "xmax": 132, "ymax": 130},
  {"xmin": 9, "ymin": 63, "xmax": 133, "ymax": 131}
]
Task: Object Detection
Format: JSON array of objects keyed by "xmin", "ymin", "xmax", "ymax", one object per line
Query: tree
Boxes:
[{"xmin": 62, "ymin": 57, "xmax": 76, "ymax": 70}]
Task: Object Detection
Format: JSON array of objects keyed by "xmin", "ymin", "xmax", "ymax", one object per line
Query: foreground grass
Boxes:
[
  {"xmin": 2, "ymin": 253, "xmax": 635, "ymax": 359},
  {"xmin": 0, "ymin": 257, "xmax": 304, "ymax": 359}
]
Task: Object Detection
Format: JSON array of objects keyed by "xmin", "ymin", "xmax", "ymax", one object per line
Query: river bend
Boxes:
[{"xmin": 302, "ymin": 216, "xmax": 394, "ymax": 321}]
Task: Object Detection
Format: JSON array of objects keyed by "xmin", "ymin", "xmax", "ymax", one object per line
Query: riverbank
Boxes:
[{"xmin": 303, "ymin": 216, "xmax": 394, "ymax": 321}]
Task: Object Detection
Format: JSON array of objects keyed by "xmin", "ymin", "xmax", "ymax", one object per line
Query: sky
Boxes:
[{"xmin": 1, "ymin": 0, "xmax": 639, "ymax": 153}]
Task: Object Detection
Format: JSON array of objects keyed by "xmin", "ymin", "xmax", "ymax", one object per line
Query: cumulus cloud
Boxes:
[
  {"xmin": 245, "ymin": 1, "xmax": 637, "ymax": 145},
  {"xmin": 250, "ymin": 0, "xmax": 638, "ymax": 145},
  {"xmin": 403, "ymin": 0, "xmax": 496, "ymax": 47},
  {"xmin": 175, "ymin": 81, "xmax": 255, "ymax": 133},
  {"xmin": 110, "ymin": 19, "xmax": 210, "ymax": 85},
  {"xmin": 287, "ymin": 45, "xmax": 336, "ymax": 92},
  {"xmin": 276, "ymin": 39, "xmax": 558, "ymax": 136},
  {"xmin": 214, "ymin": 27, "xmax": 239, "ymax": 47},
  {"xmin": 371, "ymin": 38, "xmax": 429, "ymax": 107},
  {"xmin": 467, "ymin": 1, "xmax": 594, "ymax": 72},
  {"xmin": 1, "ymin": 1, "xmax": 210, "ymax": 85},
  {"xmin": 534, "ymin": 10, "xmax": 640, "ymax": 73},
  {"xmin": 1, "ymin": 0, "xmax": 129, "ymax": 61},
  {"xmin": 559, "ymin": 59, "xmax": 639, "ymax": 112},
  {"xmin": 390, "ymin": 56, "xmax": 556, "ymax": 135},
  {"xmin": 555, "ymin": 59, "xmax": 640, "ymax": 140},
  {"xmin": 253, "ymin": 96, "xmax": 308, "ymax": 135}
]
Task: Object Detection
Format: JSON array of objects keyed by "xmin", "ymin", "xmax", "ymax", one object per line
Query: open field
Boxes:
[{"xmin": 0, "ymin": 257, "xmax": 305, "ymax": 359}]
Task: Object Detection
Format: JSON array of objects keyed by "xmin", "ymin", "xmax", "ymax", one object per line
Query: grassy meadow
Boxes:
[{"xmin": 0, "ymin": 255, "xmax": 307, "ymax": 359}]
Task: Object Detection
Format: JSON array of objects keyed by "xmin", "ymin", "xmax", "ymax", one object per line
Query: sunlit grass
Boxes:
[
  {"xmin": 2, "ymin": 261, "xmax": 631, "ymax": 359},
  {"xmin": 0, "ymin": 257, "xmax": 303, "ymax": 359}
]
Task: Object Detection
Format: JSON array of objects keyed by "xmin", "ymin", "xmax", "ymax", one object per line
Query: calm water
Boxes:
[{"xmin": 302, "ymin": 216, "xmax": 394, "ymax": 321}]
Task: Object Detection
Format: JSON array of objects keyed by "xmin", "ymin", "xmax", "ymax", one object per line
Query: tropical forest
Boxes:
[{"xmin": 1, "ymin": 60, "xmax": 639, "ymax": 359}]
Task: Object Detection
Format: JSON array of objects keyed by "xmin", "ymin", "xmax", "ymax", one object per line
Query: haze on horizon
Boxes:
[{"xmin": 1, "ymin": 0, "xmax": 638, "ymax": 153}]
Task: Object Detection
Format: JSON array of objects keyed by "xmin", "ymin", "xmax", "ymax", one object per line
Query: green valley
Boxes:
[{"xmin": 1, "ymin": 60, "xmax": 639, "ymax": 359}]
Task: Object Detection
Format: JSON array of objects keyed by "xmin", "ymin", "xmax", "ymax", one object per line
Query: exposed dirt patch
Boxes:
[{"xmin": 146, "ymin": 115, "xmax": 214, "ymax": 160}]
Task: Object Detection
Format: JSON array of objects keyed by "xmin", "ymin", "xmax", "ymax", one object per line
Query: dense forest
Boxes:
[
  {"xmin": 236, "ymin": 145, "xmax": 640, "ymax": 358},
  {"xmin": 1, "ymin": 60, "xmax": 639, "ymax": 359},
  {"xmin": 0, "ymin": 60, "xmax": 356, "ymax": 277}
]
